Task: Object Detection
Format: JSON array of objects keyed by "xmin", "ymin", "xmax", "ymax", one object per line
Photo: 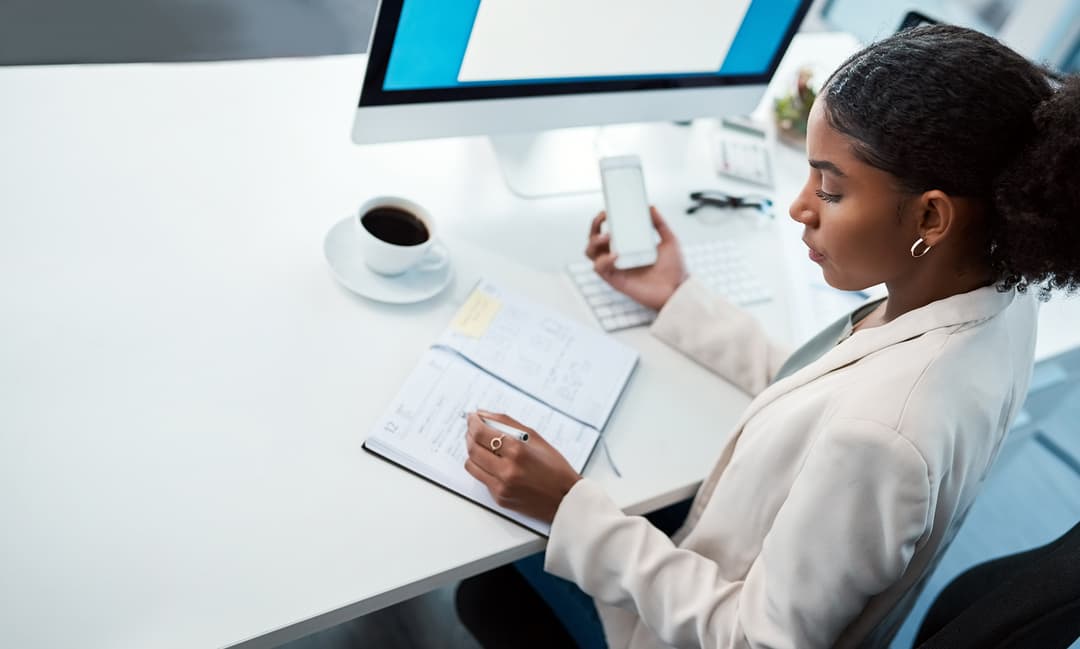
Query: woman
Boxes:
[{"xmin": 456, "ymin": 25, "xmax": 1080, "ymax": 649}]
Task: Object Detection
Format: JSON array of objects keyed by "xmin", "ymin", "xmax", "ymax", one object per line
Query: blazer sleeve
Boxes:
[
  {"xmin": 650, "ymin": 277, "xmax": 790, "ymax": 396},
  {"xmin": 545, "ymin": 418, "xmax": 932, "ymax": 649}
]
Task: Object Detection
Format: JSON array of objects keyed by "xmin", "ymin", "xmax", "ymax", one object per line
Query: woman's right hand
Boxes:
[{"xmin": 585, "ymin": 207, "xmax": 689, "ymax": 311}]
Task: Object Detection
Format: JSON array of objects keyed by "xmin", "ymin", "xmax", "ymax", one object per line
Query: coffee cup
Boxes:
[{"xmin": 354, "ymin": 196, "xmax": 449, "ymax": 276}]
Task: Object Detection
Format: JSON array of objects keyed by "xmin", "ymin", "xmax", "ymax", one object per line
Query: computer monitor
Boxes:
[{"xmin": 352, "ymin": 0, "xmax": 813, "ymax": 196}]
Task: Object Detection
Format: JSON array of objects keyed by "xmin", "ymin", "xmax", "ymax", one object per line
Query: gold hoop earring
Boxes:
[{"xmin": 910, "ymin": 237, "xmax": 932, "ymax": 258}]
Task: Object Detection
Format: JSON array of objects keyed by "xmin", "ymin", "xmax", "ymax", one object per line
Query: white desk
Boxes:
[{"xmin": 1, "ymin": 33, "xmax": 1077, "ymax": 649}]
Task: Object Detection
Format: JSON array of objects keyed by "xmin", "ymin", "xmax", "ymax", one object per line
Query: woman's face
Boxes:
[{"xmin": 789, "ymin": 98, "xmax": 916, "ymax": 291}]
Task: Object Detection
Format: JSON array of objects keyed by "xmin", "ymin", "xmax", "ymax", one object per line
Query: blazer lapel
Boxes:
[
  {"xmin": 733, "ymin": 286, "xmax": 1017, "ymax": 429},
  {"xmin": 676, "ymin": 286, "xmax": 1020, "ymax": 541}
]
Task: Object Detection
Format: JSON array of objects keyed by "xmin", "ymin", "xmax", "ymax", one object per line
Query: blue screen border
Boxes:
[{"xmin": 358, "ymin": 0, "xmax": 815, "ymax": 107}]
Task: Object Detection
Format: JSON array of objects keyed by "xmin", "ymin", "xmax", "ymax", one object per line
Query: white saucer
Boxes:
[{"xmin": 323, "ymin": 216, "xmax": 454, "ymax": 304}]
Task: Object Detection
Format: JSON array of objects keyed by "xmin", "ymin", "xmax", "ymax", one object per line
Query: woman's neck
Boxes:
[{"xmin": 880, "ymin": 262, "xmax": 995, "ymax": 325}]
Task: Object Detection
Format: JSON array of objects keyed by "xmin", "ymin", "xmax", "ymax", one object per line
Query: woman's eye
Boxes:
[{"xmin": 815, "ymin": 188, "xmax": 842, "ymax": 203}]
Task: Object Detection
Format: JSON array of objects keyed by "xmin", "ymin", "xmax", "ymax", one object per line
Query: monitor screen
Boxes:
[{"xmin": 359, "ymin": 0, "xmax": 812, "ymax": 107}]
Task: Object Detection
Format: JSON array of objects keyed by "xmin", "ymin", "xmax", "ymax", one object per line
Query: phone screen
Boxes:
[{"xmin": 602, "ymin": 165, "xmax": 654, "ymax": 257}]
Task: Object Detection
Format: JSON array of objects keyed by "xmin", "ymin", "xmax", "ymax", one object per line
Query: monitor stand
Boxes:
[{"xmin": 489, "ymin": 127, "xmax": 603, "ymax": 199}]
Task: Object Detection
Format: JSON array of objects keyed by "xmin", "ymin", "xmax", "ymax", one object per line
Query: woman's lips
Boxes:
[{"xmin": 804, "ymin": 240, "xmax": 825, "ymax": 263}]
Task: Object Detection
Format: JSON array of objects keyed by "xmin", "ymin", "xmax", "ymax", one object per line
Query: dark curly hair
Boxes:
[{"xmin": 822, "ymin": 24, "xmax": 1080, "ymax": 298}]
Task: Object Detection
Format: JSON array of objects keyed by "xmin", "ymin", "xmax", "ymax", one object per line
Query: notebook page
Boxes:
[
  {"xmin": 436, "ymin": 280, "xmax": 638, "ymax": 430},
  {"xmin": 366, "ymin": 348, "xmax": 599, "ymax": 534}
]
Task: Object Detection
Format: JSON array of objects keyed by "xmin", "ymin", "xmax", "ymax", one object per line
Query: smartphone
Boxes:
[{"xmin": 599, "ymin": 155, "xmax": 658, "ymax": 269}]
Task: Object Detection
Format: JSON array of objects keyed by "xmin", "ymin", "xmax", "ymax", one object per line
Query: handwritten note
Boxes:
[
  {"xmin": 450, "ymin": 290, "xmax": 502, "ymax": 338},
  {"xmin": 366, "ymin": 348, "xmax": 599, "ymax": 534},
  {"xmin": 438, "ymin": 280, "xmax": 638, "ymax": 430}
]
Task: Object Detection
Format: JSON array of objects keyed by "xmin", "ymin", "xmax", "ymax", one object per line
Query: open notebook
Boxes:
[{"xmin": 364, "ymin": 279, "xmax": 639, "ymax": 535}]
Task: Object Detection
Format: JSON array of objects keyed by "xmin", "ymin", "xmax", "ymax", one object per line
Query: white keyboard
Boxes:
[{"xmin": 568, "ymin": 239, "xmax": 773, "ymax": 332}]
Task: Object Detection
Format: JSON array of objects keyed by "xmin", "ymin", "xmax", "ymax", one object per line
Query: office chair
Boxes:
[{"xmin": 913, "ymin": 518, "xmax": 1080, "ymax": 648}]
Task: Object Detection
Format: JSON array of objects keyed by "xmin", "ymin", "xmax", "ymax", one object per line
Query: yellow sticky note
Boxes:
[{"xmin": 451, "ymin": 290, "xmax": 502, "ymax": 338}]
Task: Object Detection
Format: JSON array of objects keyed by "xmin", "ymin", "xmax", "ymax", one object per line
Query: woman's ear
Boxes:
[{"xmin": 915, "ymin": 190, "xmax": 957, "ymax": 248}]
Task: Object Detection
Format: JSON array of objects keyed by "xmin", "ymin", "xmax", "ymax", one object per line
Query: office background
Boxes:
[
  {"xmin": 0, "ymin": 0, "xmax": 1076, "ymax": 70},
  {"xmin": 0, "ymin": 0, "xmax": 376, "ymax": 65},
  {"xmin": 2, "ymin": 1, "xmax": 1076, "ymax": 649}
]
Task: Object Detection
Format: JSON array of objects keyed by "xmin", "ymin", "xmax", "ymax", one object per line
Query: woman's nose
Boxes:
[{"xmin": 788, "ymin": 196, "xmax": 817, "ymax": 226}]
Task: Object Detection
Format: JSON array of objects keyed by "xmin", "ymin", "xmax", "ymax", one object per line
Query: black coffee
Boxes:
[{"xmin": 361, "ymin": 207, "xmax": 429, "ymax": 246}]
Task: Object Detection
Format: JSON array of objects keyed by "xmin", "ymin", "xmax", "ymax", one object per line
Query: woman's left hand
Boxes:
[{"xmin": 464, "ymin": 411, "xmax": 582, "ymax": 524}]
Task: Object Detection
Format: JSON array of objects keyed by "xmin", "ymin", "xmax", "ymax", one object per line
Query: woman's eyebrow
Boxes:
[{"xmin": 809, "ymin": 159, "xmax": 847, "ymax": 178}]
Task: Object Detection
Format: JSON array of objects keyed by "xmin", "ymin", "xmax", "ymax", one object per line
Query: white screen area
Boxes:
[
  {"xmin": 603, "ymin": 166, "xmax": 655, "ymax": 255},
  {"xmin": 458, "ymin": 0, "xmax": 752, "ymax": 82}
]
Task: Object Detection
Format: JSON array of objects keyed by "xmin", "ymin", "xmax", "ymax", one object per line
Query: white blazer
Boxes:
[{"xmin": 546, "ymin": 279, "xmax": 1038, "ymax": 649}]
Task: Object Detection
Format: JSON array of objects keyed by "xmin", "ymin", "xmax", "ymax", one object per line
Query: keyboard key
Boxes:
[
  {"xmin": 586, "ymin": 293, "xmax": 617, "ymax": 307},
  {"xmin": 568, "ymin": 239, "xmax": 772, "ymax": 332},
  {"xmin": 580, "ymin": 282, "xmax": 606, "ymax": 297}
]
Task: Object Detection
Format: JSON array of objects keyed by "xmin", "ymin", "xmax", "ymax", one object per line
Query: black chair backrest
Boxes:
[{"xmin": 915, "ymin": 519, "xmax": 1080, "ymax": 649}]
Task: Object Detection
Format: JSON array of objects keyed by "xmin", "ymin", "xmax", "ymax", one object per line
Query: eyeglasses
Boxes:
[{"xmin": 686, "ymin": 190, "xmax": 773, "ymax": 216}]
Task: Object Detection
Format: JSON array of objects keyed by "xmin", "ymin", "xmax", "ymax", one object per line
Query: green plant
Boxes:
[{"xmin": 774, "ymin": 67, "xmax": 817, "ymax": 140}]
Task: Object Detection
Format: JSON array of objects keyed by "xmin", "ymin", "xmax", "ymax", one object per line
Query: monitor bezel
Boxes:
[{"xmin": 358, "ymin": 0, "xmax": 815, "ymax": 107}]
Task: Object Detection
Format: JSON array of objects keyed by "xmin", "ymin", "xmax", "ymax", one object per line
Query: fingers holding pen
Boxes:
[
  {"xmin": 464, "ymin": 458, "xmax": 518, "ymax": 507},
  {"xmin": 465, "ymin": 413, "xmax": 527, "ymax": 507},
  {"xmin": 466, "ymin": 412, "xmax": 523, "ymax": 462},
  {"xmin": 461, "ymin": 411, "xmax": 580, "ymax": 522},
  {"xmin": 474, "ymin": 410, "xmax": 535, "ymax": 440}
]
